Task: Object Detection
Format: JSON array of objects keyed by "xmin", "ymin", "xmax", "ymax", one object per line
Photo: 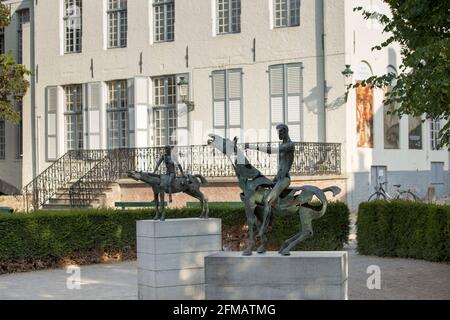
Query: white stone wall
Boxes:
[{"xmin": 30, "ymin": 0, "xmax": 330, "ymax": 182}]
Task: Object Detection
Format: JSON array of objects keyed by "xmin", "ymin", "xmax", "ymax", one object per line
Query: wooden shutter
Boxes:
[
  {"xmin": 286, "ymin": 63, "xmax": 302, "ymax": 141},
  {"xmin": 213, "ymin": 71, "xmax": 226, "ymax": 137},
  {"xmin": 46, "ymin": 86, "xmax": 58, "ymax": 160},
  {"xmin": 227, "ymin": 69, "xmax": 242, "ymax": 140},
  {"xmin": 270, "ymin": 64, "xmax": 303, "ymax": 141},
  {"xmin": 270, "ymin": 65, "xmax": 284, "ymax": 141}
]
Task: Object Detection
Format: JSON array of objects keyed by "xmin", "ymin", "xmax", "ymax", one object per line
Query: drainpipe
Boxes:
[
  {"xmin": 30, "ymin": 1, "xmax": 37, "ymax": 181},
  {"xmin": 322, "ymin": 0, "xmax": 327, "ymax": 142}
]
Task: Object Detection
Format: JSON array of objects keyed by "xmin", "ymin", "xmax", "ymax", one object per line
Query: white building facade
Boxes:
[{"xmin": 0, "ymin": 0, "xmax": 448, "ymax": 209}]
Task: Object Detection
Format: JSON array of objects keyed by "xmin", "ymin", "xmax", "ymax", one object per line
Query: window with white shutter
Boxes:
[
  {"xmin": 269, "ymin": 63, "xmax": 302, "ymax": 141},
  {"xmin": 63, "ymin": 84, "xmax": 84, "ymax": 151},
  {"xmin": 152, "ymin": 75, "xmax": 177, "ymax": 146},
  {"xmin": 212, "ymin": 69, "xmax": 242, "ymax": 139},
  {"xmin": 106, "ymin": 80, "xmax": 129, "ymax": 148}
]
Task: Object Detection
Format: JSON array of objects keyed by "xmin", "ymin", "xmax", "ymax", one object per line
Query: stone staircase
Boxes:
[
  {"xmin": 41, "ymin": 180, "xmax": 113, "ymax": 210},
  {"xmin": 22, "ymin": 150, "xmax": 109, "ymax": 212}
]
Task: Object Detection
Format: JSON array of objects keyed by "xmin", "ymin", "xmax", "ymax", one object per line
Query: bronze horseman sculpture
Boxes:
[
  {"xmin": 128, "ymin": 145, "xmax": 209, "ymax": 221},
  {"xmin": 207, "ymin": 124, "xmax": 341, "ymax": 256}
]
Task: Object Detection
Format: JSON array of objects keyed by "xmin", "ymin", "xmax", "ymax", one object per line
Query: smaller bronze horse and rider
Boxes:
[{"xmin": 128, "ymin": 145, "xmax": 209, "ymax": 221}]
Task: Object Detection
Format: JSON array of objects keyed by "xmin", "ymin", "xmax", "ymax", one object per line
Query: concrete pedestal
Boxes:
[
  {"xmin": 205, "ymin": 251, "xmax": 348, "ymax": 300},
  {"xmin": 137, "ymin": 218, "xmax": 222, "ymax": 300}
]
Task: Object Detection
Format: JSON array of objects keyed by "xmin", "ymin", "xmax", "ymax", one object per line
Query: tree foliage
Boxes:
[
  {"xmin": 0, "ymin": 2, "xmax": 30, "ymax": 123},
  {"xmin": 0, "ymin": 2, "xmax": 9, "ymax": 28},
  {"xmin": 354, "ymin": 0, "xmax": 450, "ymax": 148}
]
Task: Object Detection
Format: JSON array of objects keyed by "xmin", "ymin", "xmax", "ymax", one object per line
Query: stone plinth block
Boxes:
[
  {"xmin": 137, "ymin": 218, "xmax": 221, "ymax": 300},
  {"xmin": 205, "ymin": 251, "xmax": 348, "ymax": 300}
]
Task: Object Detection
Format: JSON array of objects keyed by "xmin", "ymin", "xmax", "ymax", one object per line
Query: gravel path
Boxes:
[
  {"xmin": 0, "ymin": 245, "xmax": 448, "ymax": 300},
  {"xmin": 346, "ymin": 241, "xmax": 450, "ymax": 300}
]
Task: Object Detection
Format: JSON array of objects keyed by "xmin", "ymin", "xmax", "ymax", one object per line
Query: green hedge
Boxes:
[
  {"xmin": 0, "ymin": 202, "xmax": 350, "ymax": 260},
  {"xmin": 357, "ymin": 201, "xmax": 450, "ymax": 262}
]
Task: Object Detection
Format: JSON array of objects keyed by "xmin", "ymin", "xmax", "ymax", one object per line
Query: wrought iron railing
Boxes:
[
  {"xmin": 22, "ymin": 150, "xmax": 107, "ymax": 212},
  {"xmin": 24, "ymin": 142, "xmax": 341, "ymax": 210},
  {"xmin": 125, "ymin": 142, "xmax": 341, "ymax": 177},
  {"xmin": 69, "ymin": 148, "xmax": 145, "ymax": 207}
]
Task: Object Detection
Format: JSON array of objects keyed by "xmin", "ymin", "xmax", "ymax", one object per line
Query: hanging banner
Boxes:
[{"xmin": 356, "ymin": 81, "xmax": 374, "ymax": 148}]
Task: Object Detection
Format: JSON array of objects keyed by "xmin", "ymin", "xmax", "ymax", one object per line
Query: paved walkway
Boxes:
[{"xmin": 0, "ymin": 245, "xmax": 449, "ymax": 300}]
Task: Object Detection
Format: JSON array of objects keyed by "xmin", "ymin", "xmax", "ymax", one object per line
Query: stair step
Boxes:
[
  {"xmin": 48, "ymin": 198, "xmax": 101, "ymax": 205},
  {"xmin": 56, "ymin": 187, "xmax": 113, "ymax": 192}
]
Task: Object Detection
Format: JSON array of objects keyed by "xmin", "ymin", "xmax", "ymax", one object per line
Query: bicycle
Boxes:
[{"xmin": 368, "ymin": 182, "xmax": 421, "ymax": 202}]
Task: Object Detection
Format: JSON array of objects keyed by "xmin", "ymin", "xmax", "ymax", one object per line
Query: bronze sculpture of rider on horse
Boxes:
[
  {"xmin": 153, "ymin": 145, "xmax": 186, "ymax": 203},
  {"xmin": 243, "ymin": 124, "xmax": 295, "ymax": 237}
]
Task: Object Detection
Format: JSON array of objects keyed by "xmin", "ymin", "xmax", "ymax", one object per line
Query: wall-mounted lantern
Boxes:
[
  {"xmin": 177, "ymin": 77, "xmax": 195, "ymax": 112},
  {"xmin": 341, "ymin": 64, "xmax": 354, "ymax": 102}
]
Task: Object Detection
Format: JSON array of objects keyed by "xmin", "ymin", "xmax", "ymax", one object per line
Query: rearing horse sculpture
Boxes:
[
  {"xmin": 207, "ymin": 134, "xmax": 341, "ymax": 256},
  {"xmin": 128, "ymin": 171, "xmax": 209, "ymax": 221}
]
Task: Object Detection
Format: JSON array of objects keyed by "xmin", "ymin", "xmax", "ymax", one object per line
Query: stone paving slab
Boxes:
[
  {"xmin": 0, "ymin": 247, "xmax": 449, "ymax": 300},
  {"xmin": 0, "ymin": 262, "xmax": 138, "ymax": 300}
]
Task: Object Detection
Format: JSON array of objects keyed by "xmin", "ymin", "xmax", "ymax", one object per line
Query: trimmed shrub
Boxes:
[
  {"xmin": 0, "ymin": 209, "xmax": 152, "ymax": 260},
  {"xmin": 357, "ymin": 201, "xmax": 450, "ymax": 262},
  {"xmin": 0, "ymin": 203, "xmax": 349, "ymax": 264}
]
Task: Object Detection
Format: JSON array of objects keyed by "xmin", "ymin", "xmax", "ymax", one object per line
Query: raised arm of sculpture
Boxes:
[{"xmin": 244, "ymin": 142, "xmax": 295, "ymax": 155}]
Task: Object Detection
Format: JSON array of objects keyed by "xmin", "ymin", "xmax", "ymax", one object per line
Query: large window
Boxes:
[
  {"xmin": 212, "ymin": 69, "xmax": 243, "ymax": 139},
  {"xmin": 153, "ymin": 75, "xmax": 177, "ymax": 146},
  {"xmin": 107, "ymin": 80, "xmax": 129, "ymax": 148},
  {"xmin": 153, "ymin": 0, "xmax": 175, "ymax": 42},
  {"xmin": 64, "ymin": 85, "xmax": 84, "ymax": 151},
  {"xmin": 108, "ymin": 0, "xmax": 127, "ymax": 48},
  {"xmin": 430, "ymin": 119, "xmax": 441, "ymax": 150},
  {"xmin": 0, "ymin": 120, "xmax": 5, "ymax": 160},
  {"xmin": 17, "ymin": 9, "xmax": 30, "ymax": 64},
  {"xmin": 273, "ymin": 0, "xmax": 300, "ymax": 28},
  {"xmin": 0, "ymin": 27, "xmax": 4, "ymax": 54},
  {"xmin": 269, "ymin": 63, "xmax": 302, "ymax": 141},
  {"xmin": 217, "ymin": 0, "xmax": 241, "ymax": 34},
  {"xmin": 64, "ymin": 0, "xmax": 82, "ymax": 53}
]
